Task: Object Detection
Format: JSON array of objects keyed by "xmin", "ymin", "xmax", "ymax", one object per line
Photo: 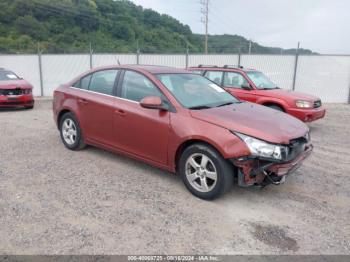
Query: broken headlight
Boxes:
[{"xmin": 234, "ymin": 132, "xmax": 288, "ymax": 160}]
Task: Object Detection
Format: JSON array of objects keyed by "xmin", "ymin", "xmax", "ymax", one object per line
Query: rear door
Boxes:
[
  {"xmin": 222, "ymin": 71, "xmax": 257, "ymax": 102},
  {"xmin": 76, "ymin": 69, "xmax": 119, "ymax": 146},
  {"xmin": 113, "ymin": 70, "xmax": 170, "ymax": 165}
]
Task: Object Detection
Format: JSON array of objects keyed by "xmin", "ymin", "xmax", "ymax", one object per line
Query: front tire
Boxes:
[
  {"xmin": 59, "ymin": 112, "xmax": 86, "ymax": 150},
  {"xmin": 179, "ymin": 143, "xmax": 233, "ymax": 200}
]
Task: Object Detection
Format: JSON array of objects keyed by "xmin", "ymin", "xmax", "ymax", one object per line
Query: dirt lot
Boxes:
[{"xmin": 0, "ymin": 99, "xmax": 349, "ymax": 255}]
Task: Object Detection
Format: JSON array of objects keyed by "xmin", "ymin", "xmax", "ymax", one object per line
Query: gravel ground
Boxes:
[{"xmin": 0, "ymin": 99, "xmax": 349, "ymax": 255}]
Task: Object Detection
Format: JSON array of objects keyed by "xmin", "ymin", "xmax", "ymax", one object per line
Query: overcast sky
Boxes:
[{"xmin": 131, "ymin": 0, "xmax": 350, "ymax": 54}]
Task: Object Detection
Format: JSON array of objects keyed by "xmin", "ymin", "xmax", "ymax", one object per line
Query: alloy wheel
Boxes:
[
  {"xmin": 62, "ymin": 118, "xmax": 77, "ymax": 145},
  {"xmin": 185, "ymin": 153, "xmax": 217, "ymax": 192}
]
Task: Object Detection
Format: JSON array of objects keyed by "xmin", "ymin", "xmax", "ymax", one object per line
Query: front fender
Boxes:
[{"xmin": 168, "ymin": 113, "xmax": 250, "ymax": 171}]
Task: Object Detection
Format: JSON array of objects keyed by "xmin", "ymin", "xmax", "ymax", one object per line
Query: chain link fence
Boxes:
[{"xmin": 1, "ymin": 53, "xmax": 350, "ymax": 103}]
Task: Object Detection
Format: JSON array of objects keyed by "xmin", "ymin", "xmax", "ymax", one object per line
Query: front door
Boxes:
[
  {"xmin": 222, "ymin": 71, "xmax": 257, "ymax": 102},
  {"xmin": 113, "ymin": 70, "xmax": 170, "ymax": 165}
]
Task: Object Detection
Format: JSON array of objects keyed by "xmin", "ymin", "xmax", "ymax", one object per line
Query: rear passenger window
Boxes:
[
  {"xmin": 80, "ymin": 74, "xmax": 92, "ymax": 89},
  {"xmin": 72, "ymin": 81, "xmax": 80, "ymax": 88},
  {"xmin": 89, "ymin": 70, "xmax": 118, "ymax": 95},
  {"xmin": 73, "ymin": 74, "xmax": 91, "ymax": 89},
  {"xmin": 204, "ymin": 71, "xmax": 223, "ymax": 85},
  {"xmin": 121, "ymin": 71, "xmax": 163, "ymax": 102}
]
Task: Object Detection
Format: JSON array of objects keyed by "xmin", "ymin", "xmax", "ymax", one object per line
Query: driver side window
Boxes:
[{"xmin": 223, "ymin": 72, "xmax": 249, "ymax": 89}]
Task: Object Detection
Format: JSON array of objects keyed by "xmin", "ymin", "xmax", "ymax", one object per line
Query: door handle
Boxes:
[
  {"xmin": 78, "ymin": 98, "xmax": 88, "ymax": 105},
  {"xmin": 115, "ymin": 109, "xmax": 126, "ymax": 117}
]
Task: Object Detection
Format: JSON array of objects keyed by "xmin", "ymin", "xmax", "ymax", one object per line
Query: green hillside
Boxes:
[
  {"xmin": 0, "ymin": 0, "xmax": 313, "ymax": 54},
  {"xmin": 202, "ymin": 34, "xmax": 313, "ymax": 55}
]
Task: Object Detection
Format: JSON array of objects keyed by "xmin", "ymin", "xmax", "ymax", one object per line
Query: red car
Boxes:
[
  {"xmin": 0, "ymin": 68, "xmax": 34, "ymax": 109},
  {"xmin": 53, "ymin": 65, "xmax": 312, "ymax": 200},
  {"xmin": 188, "ymin": 65, "xmax": 326, "ymax": 122}
]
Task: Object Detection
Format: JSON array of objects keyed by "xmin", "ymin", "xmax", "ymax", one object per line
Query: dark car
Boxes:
[
  {"xmin": 53, "ymin": 65, "xmax": 312, "ymax": 200},
  {"xmin": 0, "ymin": 68, "xmax": 34, "ymax": 109},
  {"xmin": 188, "ymin": 65, "xmax": 326, "ymax": 122}
]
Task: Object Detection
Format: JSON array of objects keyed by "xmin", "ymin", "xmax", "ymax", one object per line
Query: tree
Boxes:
[{"xmin": 15, "ymin": 16, "xmax": 48, "ymax": 40}]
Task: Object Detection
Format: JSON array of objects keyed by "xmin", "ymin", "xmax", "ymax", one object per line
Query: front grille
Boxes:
[
  {"xmin": 286, "ymin": 136, "xmax": 308, "ymax": 161},
  {"xmin": 314, "ymin": 100, "xmax": 322, "ymax": 108},
  {"xmin": 0, "ymin": 88, "xmax": 23, "ymax": 96}
]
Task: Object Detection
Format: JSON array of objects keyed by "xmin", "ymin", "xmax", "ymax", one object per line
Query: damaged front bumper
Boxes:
[{"xmin": 232, "ymin": 143, "xmax": 313, "ymax": 187}]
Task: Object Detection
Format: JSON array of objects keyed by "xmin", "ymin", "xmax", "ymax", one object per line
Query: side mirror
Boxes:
[
  {"xmin": 241, "ymin": 83, "xmax": 251, "ymax": 90},
  {"xmin": 140, "ymin": 96, "xmax": 167, "ymax": 110}
]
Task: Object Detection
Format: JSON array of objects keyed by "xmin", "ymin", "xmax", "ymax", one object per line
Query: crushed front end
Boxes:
[
  {"xmin": 0, "ymin": 88, "xmax": 34, "ymax": 108},
  {"xmin": 231, "ymin": 133, "xmax": 313, "ymax": 187}
]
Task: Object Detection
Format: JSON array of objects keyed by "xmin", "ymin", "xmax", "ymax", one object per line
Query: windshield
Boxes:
[
  {"xmin": 156, "ymin": 73, "xmax": 239, "ymax": 109},
  {"xmin": 0, "ymin": 71, "xmax": 19, "ymax": 81},
  {"xmin": 246, "ymin": 71, "xmax": 278, "ymax": 89}
]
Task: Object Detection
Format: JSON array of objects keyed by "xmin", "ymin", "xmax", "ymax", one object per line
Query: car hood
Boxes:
[
  {"xmin": 0, "ymin": 79, "xmax": 32, "ymax": 89},
  {"xmin": 190, "ymin": 102, "xmax": 309, "ymax": 144},
  {"xmin": 260, "ymin": 88, "xmax": 319, "ymax": 101}
]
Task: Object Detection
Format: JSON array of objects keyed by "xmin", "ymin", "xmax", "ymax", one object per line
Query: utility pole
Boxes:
[
  {"xmin": 248, "ymin": 39, "xmax": 252, "ymax": 55},
  {"xmin": 200, "ymin": 0, "xmax": 209, "ymax": 54}
]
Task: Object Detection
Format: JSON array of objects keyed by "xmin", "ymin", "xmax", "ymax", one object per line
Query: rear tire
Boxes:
[
  {"xmin": 59, "ymin": 112, "xmax": 86, "ymax": 150},
  {"xmin": 24, "ymin": 105, "xmax": 34, "ymax": 109},
  {"xmin": 179, "ymin": 143, "xmax": 233, "ymax": 200},
  {"xmin": 267, "ymin": 104, "xmax": 284, "ymax": 112}
]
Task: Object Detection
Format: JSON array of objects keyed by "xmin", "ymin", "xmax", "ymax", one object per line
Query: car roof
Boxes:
[
  {"xmin": 131, "ymin": 65, "xmax": 191, "ymax": 74},
  {"xmin": 93, "ymin": 64, "xmax": 192, "ymax": 74}
]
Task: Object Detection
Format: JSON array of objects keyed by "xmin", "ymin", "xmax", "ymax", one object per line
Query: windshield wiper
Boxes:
[
  {"xmin": 216, "ymin": 102, "xmax": 234, "ymax": 107},
  {"xmin": 188, "ymin": 105, "xmax": 212, "ymax": 110}
]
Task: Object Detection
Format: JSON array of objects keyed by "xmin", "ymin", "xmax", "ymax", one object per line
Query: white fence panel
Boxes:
[
  {"xmin": 1, "ymin": 53, "xmax": 350, "ymax": 102},
  {"xmin": 296, "ymin": 56, "xmax": 350, "ymax": 103},
  {"xmin": 139, "ymin": 54, "xmax": 186, "ymax": 68},
  {"xmin": 42, "ymin": 54, "xmax": 90, "ymax": 96},
  {"xmin": 240, "ymin": 55, "xmax": 295, "ymax": 90},
  {"xmin": 0, "ymin": 55, "xmax": 41, "ymax": 96},
  {"xmin": 189, "ymin": 54, "xmax": 239, "ymax": 67},
  {"xmin": 93, "ymin": 54, "xmax": 137, "ymax": 67}
]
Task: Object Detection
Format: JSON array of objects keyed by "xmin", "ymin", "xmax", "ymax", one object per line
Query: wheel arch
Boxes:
[
  {"xmin": 174, "ymin": 139, "xmax": 226, "ymax": 174},
  {"xmin": 258, "ymin": 99, "xmax": 287, "ymax": 112},
  {"xmin": 57, "ymin": 109, "xmax": 71, "ymax": 129},
  {"xmin": 56, "ymin": 107, "xmax": 81, "ymax": 131}
]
